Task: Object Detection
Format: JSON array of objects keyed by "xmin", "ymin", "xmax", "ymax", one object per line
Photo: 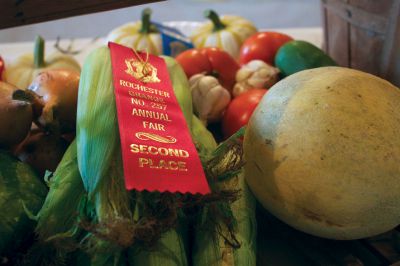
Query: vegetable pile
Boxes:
[
  {"xmin": 6, "ymin": 5, "xmax": 397, "ymax": 266},
  {"xmin": 21, "ymin": 47, "xmax": 256, "ymax": 265},
  {"xmin": 0, "ymin": 35, "xmax": 80, "ymax": 263}
]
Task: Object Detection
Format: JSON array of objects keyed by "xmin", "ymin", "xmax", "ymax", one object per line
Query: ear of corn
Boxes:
[
  {"xmin": 128, "ymin": 226, "xmax": 189, "ymax": 266},
  {"xmin": 76, "ymin": 47, "xmax": 131, "ymax": 261},
  {"xmin": 35, "ymin": 140, "xmax": 84, "ymax": 241},
  {"xmin": 125, "ymin": 57, "xmax": 195, "ymax": 266},
  {"xmin": 192, "ymin": 170, "xmax": 256, "ymax": 266},
  {"xmin": 191, "ymin": 114, "xmax": 217, "ymax": 158},
  {"xmin": 23, "ymin": 140, "xmax": 86, "ymax": 266},
  {"xmin": 76, "ymin": 44, "xmax": 130, "ymax": 248},
  {"xmin": 75, "ymin": 47, "xmax": 192, "ymax": 264},
  {"xmin": 231, "ymin": 171, "xmax": 257, "ymax": 265},
  {"xmin": 76, "ymin": 46, "xmax": 119, "ymax": 197},
  {"xmin": 192, "ymin": 127, "xmax": 257, "ymax": 266}
]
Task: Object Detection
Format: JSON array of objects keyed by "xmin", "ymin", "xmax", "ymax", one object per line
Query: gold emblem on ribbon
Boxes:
[
  {"xmin": 125, "ymin": 58, "xmax": 160, "ymax": 83},
  {"xmin": 135, "ymin": 132, "xmax": 177, "ymax": 144}
]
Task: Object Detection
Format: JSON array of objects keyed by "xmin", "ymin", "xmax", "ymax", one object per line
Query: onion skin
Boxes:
[
  {"xmin": 14, "ymin": 131, "xmax": 69, "ymax": 177},
  {"xmin": 28, "ymin": 69, "xmax": 80, "ymax": 134},
  {"xmin": 0, "ymin": 81, "xmax": 33, "ymax": 148}
]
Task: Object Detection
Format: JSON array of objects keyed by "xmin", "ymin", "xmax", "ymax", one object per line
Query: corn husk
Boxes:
[
  {"xmin": 193, "ymin": 129, "xmax": 257, "ymax": 266},
  {"xmin": 75, "ymin": 47, "xmax": 133, "ymax": 264},
  {"xmin": 128, "ymin": 227, "xmax": 188, "ymax": 266},
  {"xmin": 191, "ymin": 114, "xmax": 218, "ymax": 158},
  {"xmin": 35, "ymin": 140, "xmax": 83, "ymax": 242},
  {"xmin": 76, "ymin": 47, "xmax": 119, "ymax": 196},
  {"xmin": 192, "ymin": 173, "xmax": 256, "ymax": 266}
]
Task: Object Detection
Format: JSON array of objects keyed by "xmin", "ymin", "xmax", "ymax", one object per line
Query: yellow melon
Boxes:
[{"xmin": 244, "ymin": 67, "xmax": 400, "ymax": 240}]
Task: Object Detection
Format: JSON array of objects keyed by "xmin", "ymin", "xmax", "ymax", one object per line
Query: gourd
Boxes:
[
  {"xmin": 107, "ymin": 8, "xmax": 163, "ymax": 55},
  {"xmin": 244, "ymin": 67, "xmax": 400, "ymax": 240},
  {"xmin": 3, "ymin": 36, "xmax": 80, "ymax": 89},
  {"xmin": 191, "ymin": 10, "xmax": 257, "ymax": 59}
]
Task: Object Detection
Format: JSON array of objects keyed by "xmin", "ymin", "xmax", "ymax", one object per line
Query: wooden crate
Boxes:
[{"xmin": 321, "ymin": 0, "xmax": 400, "ymax": 87}]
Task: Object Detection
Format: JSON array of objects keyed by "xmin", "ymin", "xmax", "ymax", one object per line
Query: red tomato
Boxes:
[
  {"xmin": 176, "ymin": 47, "xmax": 239, "ymax": 92},
  {"xmin": 222, "ymin": 88, "xmax": 268, "ymax": 139},
  {"xmin": 0, "ymin": 56, "xmax": 4, "ymax": 81},
  {"xmin": 239, "ymin": 32, "xmax": 293, "ymax": 66}
]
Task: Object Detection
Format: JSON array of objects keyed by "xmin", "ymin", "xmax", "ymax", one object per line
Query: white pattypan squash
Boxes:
[
  {"xmin": 4, "ymin": 36, "xmax": 80, "ymax": 90},
  {"xmin": 191, "ymin": 10, "xmax": 257, "ymax": 59},
  {"xmin": 107, "ymin": 8, "xmax": 162, "ymax": 55}
]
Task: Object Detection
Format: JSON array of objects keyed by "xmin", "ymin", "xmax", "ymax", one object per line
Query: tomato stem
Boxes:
[
  {"xmin": 34, "ymin": 35, "xmax": 45, "ymax": 68},
  {"xmin": 204, "ymin": 10, "xmax": 226, "ymax": 32}
]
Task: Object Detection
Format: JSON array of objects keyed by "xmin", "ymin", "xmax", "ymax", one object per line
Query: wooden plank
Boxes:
[
  {"xmin": 0, "ymin": 0, "xmax": 164, "ymax": 30},
  {"xmin": 322, "ymin": 0, "xmax": 388, "ymax": 34},
  {"xmin": 380, "ymin": 0, "xmax": 400, "ymax": 86},
  {"xmin": 257, "ymin": 207, "xmax": 315, "ymax": 266},
  {"xmin": 322, "ymin": 0, "xmax": 351, "ymax": 67},
  {"xmin": 322, "ymin": 0, "xmax": 400, "ymax": 86},
  {"xmin": 348, "ymin": 0, "xmax": 393, "ymax": 75},
  {"xmin": 349, "ymin": 21, "xmax": 385, "ymax": 75},
  {"xmin": 256, "ymin": 206, "xmax": 388, "ymax": 266},
  {"xmin": 364, "ymin": 232, "xmax": 400, "ymax": 264}
]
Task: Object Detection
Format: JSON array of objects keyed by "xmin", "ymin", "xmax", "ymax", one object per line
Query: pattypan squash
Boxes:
[
  {"xmin": 191, "ymin": 10, "xmax": 257, "ymax": 59},
  {"xmin": 107, "ymin": 8, "xmax": 162, "ymax": 55}
]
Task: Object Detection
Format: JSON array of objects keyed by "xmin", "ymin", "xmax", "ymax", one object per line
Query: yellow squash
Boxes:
[
  {"xmin": 3, "ymin": 36, "xmax": 80, "ymax": 89},
  {"xmin": 107, "ymin": 8, "xmax": 162, "ymax": 55},
  {"xmin": 191, "ymin": 10, "xmax": 257, "ymax": 59}
]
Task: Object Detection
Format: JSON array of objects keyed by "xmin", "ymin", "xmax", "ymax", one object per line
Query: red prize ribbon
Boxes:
[{"xmin": 108, "ymin": 42, "xmax": 210, "ymax": 194}]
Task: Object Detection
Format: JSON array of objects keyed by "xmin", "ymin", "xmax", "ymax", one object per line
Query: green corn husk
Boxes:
[
  {"xmin": 22, "ymin": 140, "xmax": 85, "ymax": 266},
  {"xmin": 192, "ymin": 173, "xmax": 257, "ymax": 266},
  {"xmin": 191, "ymin": 114, "xmax": 218, "ymax": 158},
  {"xmin": 193, "ymin": 129, "xmax": 257, "ymax": 266},
  {"xmin": 76, "ymin": 46, "xmax": 131, "ymax": 262},
  {"xmin": 76, "ymin": 46, "xmax": 119, "ymax": 196},
  {"xmin": 128, "ymin": 227, "xmax": 188, "ymax": 266},
  {"xmin": 35, "ymin": 140, "xmax": 84, "ymax": 242},
  {"xmin": 230, "ymin": 174, "xmax": 257, "ymax": 265}
]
